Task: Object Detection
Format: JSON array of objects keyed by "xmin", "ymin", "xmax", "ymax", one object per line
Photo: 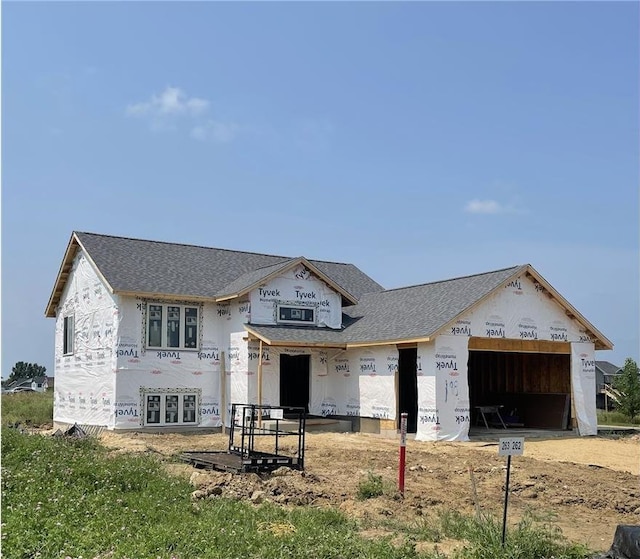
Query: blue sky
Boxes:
[{"xmin": 2, "ymin": 1, "xmax": 638, "ymax": 378}]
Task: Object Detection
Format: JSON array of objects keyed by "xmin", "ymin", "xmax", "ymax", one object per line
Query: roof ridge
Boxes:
[
  {"xmin": 378, "ymin": 265, "xmax": 525, "ymax": 294},
  {"xmin": 75, "ymin": 231, "xmax": 293, "ymax": 260},
  {"xmin": 75, "ymin": 231, "xmax": 356, "ymax": 267}
]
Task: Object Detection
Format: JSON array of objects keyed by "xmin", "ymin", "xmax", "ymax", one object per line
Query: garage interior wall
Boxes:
[{"xmin": 467, "ymin": 350, "xmax": 571, "ymax": 429}]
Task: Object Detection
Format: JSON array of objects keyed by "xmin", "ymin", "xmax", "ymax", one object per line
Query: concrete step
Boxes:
[{"xmin": 258, "ymin": 418, "xmax": 352, "ymax": 433}]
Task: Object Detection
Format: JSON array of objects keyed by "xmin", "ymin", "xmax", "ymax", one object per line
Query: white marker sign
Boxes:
[{"xmin": 498, "ymin": 437, "xmax": 524, "ymax": 456}]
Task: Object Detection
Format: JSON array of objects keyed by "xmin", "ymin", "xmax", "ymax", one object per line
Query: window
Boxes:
[
  {"xmin": 63, "ymin": 315, "xmax": 74, "ymax": 355},
  {"xmin": 277, "ymin": 305, "xmax": 315, "ymax": 325},
  {"xmin": 147, "ymin": 304, "xmax": 199, "ymax": 349},
  {"xmin": 144, "ymin": 393, "xmax": 198, "ymax": 426}
]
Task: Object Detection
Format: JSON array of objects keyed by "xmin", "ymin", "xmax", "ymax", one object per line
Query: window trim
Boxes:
[
  {"xmin": 63, "ymin": 315, "xmax": 74, "ymax": 355},
  {"xmin": 276, "ymin": 305, "xmax": 317, "ymax": 326},
  {"xmin": 145, "ymin": 302, "xmax": 200, "ymax": 351}
]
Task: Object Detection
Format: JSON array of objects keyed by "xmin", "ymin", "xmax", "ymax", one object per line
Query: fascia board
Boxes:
[{"xmin": 45, "ymin": 233, "xmax": 83, "ymax": 317}]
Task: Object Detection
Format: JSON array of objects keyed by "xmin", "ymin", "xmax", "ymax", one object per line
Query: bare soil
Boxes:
[{"xmin": 98, "ymin": 429, "xmax": 640, "ymax": 553}]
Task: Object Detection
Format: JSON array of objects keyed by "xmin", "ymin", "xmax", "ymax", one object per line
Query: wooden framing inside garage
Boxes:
[{"xmin": 468, "ymin": 337, "xmax": 572, "ymax": 430}]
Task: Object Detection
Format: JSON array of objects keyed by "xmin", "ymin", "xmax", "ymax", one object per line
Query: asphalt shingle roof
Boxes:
[
  {"xmin": 74, "ymin": 232, "xmax": 384, "ymax": 301},
  {"xmin": 47, "ymin": 232, "xmax": 612, "ymax": 350},
  {"xmin": 248, "ymin": 265, "xmax": 525, "ymax": 345},
  {"xmin": 595, "ymin": 361, "xmax": 621, "ymax": 375}
]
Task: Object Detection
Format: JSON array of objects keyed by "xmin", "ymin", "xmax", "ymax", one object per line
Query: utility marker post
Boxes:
[
  {"xmin": 498, "ymin": 437, "xmax": 524, "ymax": 546},
  {"xmin": 398, "ymin": 412, "xmax": 408, "ymax": 496}
]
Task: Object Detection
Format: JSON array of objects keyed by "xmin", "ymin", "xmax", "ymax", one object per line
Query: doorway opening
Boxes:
[
  {"xmin": 397, "ymin": 348, "xmax": 418, "ymax": 433},
  {"xmin": 280, "ymin": 354, "xmax": 310, "ymax": 413}
]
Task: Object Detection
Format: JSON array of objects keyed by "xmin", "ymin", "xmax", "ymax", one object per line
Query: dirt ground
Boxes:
[{"xmin": 98, "ymin": 429, "xmax": 640, "ymax": 553}]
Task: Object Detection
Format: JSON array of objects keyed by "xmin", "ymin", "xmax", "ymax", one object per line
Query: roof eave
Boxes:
[
  {"xmin": 45, "ymin": 233, "xmax": 82, "ymax": 317},
  {"xmin": 116, "ymin": 290, "xmax": 217, "ymax": 303},
  {"xmin": 244, "ymin": 325, "xmax": 347, "ymax": 349},
  {"xmin": 346, "ymin": 336, "xmax": 432, "ymax": 349}
]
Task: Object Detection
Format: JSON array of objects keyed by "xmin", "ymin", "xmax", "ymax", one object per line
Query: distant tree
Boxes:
[
  {"xmin": 7, "ymin": 362, "xmax": 47, "ymax": 384},
  {"xmin": 613, "ymin": 358, "xmax": 640, "ymax": 421}
]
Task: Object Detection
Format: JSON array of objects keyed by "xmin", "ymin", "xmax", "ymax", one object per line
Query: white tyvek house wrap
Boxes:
[
  {"xmin": 446, "ymin": 274, "xmax": 593, "ymax": 344},
  {"xmin": 415, "ymin": 337, "xmax": 470, "ymax": 442},
  {"xmin": 415, "ymin": 342, "xmax": 438, "ymax": 441},
  {"xmin": 216, "ymin": 299, "xmax": 251, "ymax": 339},
  {"xmin": 356, "ymin": 347, "xmax": 397, "ymax": 420},
  {"xmin": 433, "ymin": 336, "xmax": 470, "ymax": 441},
  {"xmin": 249, "ymin": 264, "xmax": 342, "ymax": 328},
  {"xmin": 114, "ymin": 297, "xmax": 223, "ymax": 428},
  {"xmin": 229, "ymin": 331, "xmax": 249, "ymax": 419},
  {"xmin": 309, "ymin": 350, "xmax": 330, "ymax": 415},
  {"xmin": 246, "ymin": 345, "xmax": 330, "ymax": 411},
  {"xmin": 314, "ymin": 347, "xmax": 398, "ymax": 419},
  {"xmin": 54, "ymin": 253, "xmax": 117, "ymax": 427},
  {"xmin": 320, "ymin": 351, "xmax": 358, "ymax": 416},
  {"xmin": 247, "ymin": 341, "xmax": 280, "ymax": 406},
  {"xmin": 112, "ymin": 295, "xmax": 254, "ymax": 429},
  {"xmin": 571, "ymin": 343, "xmax": 597, "ymax": 436}
]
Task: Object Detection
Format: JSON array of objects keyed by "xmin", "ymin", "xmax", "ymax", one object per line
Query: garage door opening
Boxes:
[{"xmin": 468, "ymin": 350, "xmax": 572, "ymax": 430}]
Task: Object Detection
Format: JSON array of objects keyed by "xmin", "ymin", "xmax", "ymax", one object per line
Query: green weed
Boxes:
[{"xmin": 357, "ymin": 471, "xmax": 385, "ymax": 500}]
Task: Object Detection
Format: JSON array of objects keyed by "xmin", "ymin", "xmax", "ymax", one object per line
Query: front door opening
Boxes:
[
  {"xmin": 280, "ymin": 354, "xmax": 310, "ymax": 413},
  {"xmin": 398, "ymin": 348, "xmax": 418, "ymax": 433}
]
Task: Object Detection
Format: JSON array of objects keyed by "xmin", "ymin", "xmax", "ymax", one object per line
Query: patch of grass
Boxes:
[
  {"xmin": 438, "ymin": 509, "xmax": 591, "ymax": 559},
  {"xmin": 1, "ymin": 390, "xmax": 54, "ymax": 427},
  {"xmin": 2, "ymin": 424, "xmax": 595, "ymax": 559},
  {"xmin": 597, "ymin": 410, "xmax": 640, "ymax": 426},
  {"xmin": 379, "ymin": 514, "xmax": 444, "ymax": 543},
  {"xmin": 2, "ymin": 428, "xmax": 420, "ymax": 559},
  {"xmin": 357, "ymin": 470, "xmax": 385, "ymax": 500}
]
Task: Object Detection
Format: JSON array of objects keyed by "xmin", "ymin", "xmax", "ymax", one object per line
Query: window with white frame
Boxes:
[
  {"xmin": 63, "ymin": 315, "xmax": 74, "ymax": 355},
  {"xmin": 147, "ymin": 303, "xmax": 199, "ymax": 349},
  {"xmin": 276, "ymin": 305, "xmax": 316, "ymax": 325},
  {"xmin": 144, "ymin": 392, "xmax": 198, "ymax": 426}
]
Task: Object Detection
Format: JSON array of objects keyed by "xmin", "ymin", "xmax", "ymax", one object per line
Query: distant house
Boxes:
[
  {"xmin": 595, "ymin": 361, "xmax": 622, "ymax": 410},
  {"xmin": 5, "ymin": 377, "xmax": 49, "ymax": 393},
  {"xmin": 45, "ymin": 231, "xmax": 613, "ymax": 440}
]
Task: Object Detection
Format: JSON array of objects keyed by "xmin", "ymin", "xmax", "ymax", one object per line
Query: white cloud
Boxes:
[
  {"xmin": 126, "ymin": 86, "xmax": 240, "ymax": 142},
  {"xmin": 190, "ymin": 120, "xmax": 239, "ymax": 143},
  {"xmin": 463, "ymin": 198, "xmax": 525, "ymax": 215},
  {"xmin": 464, "ymin": 199, "xmax": 504, "ymax": 214},
  {"xmin": 126, "ymin": 86, "xmax": 209, "ymax": 118}
]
